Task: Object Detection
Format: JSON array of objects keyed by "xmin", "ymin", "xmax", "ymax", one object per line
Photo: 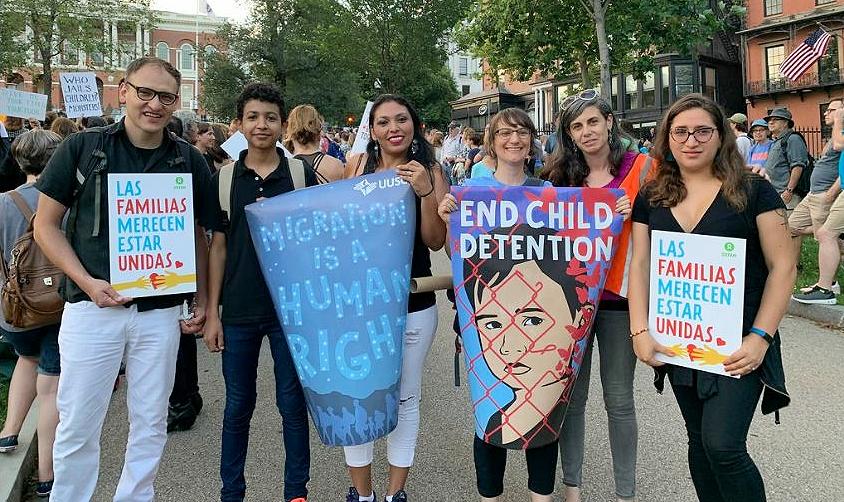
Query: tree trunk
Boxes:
[
  {"xmin": 42, "ymin": 56, "xmax": 53, "ymax": 110},
  {"xmin": 592, "ymin": 0, "xmax": 611, "ymax": 101},
  {"xmin": 578, "ymin": 52, "xmax": 592, "ymax": 89}
]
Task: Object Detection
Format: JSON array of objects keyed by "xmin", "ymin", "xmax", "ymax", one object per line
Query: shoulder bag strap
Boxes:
[{"xmin": 6, "ymin": 191, "xmax": 34, "ymax": 221}]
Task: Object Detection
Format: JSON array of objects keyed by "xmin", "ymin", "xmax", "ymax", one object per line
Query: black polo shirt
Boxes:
[
  {"xmin": 36, "ymin": 120, "xmax": 216, "ymax": 311},
  {"xmin": 210, "ymin": 148, "xmax": 318, "ymax": 324}
]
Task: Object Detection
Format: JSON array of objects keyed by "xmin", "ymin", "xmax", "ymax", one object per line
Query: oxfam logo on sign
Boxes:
[
  {"xmin": 721, "ymin": 241, "xmax": 737, "ymax": 258},
  {"xmin": 175, "ymin": 176, "xmax": 184, "ymax": 185},
  {"xmin": 174, "ymin": 176, "xmax": 187, "ymax": 190}
]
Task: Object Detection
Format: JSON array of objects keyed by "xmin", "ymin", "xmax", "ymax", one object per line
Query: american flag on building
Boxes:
[{"xmin": 779, "ymin": 28, "xmax": 833, "ymax": 81}]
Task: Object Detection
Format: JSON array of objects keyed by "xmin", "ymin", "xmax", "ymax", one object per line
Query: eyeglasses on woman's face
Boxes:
[
  {"xmin": 494, "ymin": 127, "xmax": 531, "ymax": 139},
  {"xmin": 125, "ymin": 81, "xmax": 178, "ymax": 106},
  {"xmin": 669, "ymin": 127, "xmax": 716, "ymax": 144}
]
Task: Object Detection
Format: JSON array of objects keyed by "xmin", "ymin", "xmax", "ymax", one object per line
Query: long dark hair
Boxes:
[
  {"xmin": 363, "ymin": 94, "xmax": 436, "ymax": 174},
  {"xmin": 649, "ymin": 93, "xmax": 750, "ymax": 211},
  {"xmin": 542, "ymin": 95, "xmax": 632, "ymax": 187}
]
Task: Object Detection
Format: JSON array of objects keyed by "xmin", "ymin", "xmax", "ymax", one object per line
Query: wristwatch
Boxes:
[
  {"xmin": 784, "ymin": 187, "xmax": 794, "ymax": 193},
  {"xmin": 749, "ymin": 327, "xmax": 774, "ymax": 344}
]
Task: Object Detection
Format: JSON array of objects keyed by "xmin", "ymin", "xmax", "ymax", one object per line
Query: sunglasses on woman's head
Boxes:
[{"xmin": 560, "ymin": 89, "xmax": 599, "ymax": 110}]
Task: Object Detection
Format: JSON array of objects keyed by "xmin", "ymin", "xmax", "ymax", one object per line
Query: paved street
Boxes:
[{"xmin": 38, "ymin": 251, "xmax": 844, "ymax": 501}]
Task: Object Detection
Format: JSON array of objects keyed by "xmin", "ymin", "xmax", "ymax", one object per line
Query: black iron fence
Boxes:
[
  {"xmin": 746, "ymin": 69, "xmax": 844, "ymax": 96},
  {"xmin": 793, "ymin": 127, "xmax": 827, "ymax": 158}
]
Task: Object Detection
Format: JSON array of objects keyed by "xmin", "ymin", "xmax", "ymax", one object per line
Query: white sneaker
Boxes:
[{"xmin": 799, "ymin": 281, "xmax": 840, "ymax": 295}]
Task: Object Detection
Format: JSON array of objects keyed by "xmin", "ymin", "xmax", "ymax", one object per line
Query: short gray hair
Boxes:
[{"xmin": 11, "ymin": 130, "xmax": 62, "ymax": 176}]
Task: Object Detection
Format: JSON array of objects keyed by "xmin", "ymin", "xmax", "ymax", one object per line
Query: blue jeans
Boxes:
[{"xmin": 220, "ymin": 319, "xmax": 310, "ymax": 502}]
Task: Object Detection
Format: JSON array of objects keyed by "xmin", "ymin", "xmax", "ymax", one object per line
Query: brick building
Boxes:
[
  {"xmin": 740, "ymin": 0, "xmax": 844, "ymax": 152},
  {"xmin": 1, "ymin": 10, "xmax": 225, "ymax": 118}
]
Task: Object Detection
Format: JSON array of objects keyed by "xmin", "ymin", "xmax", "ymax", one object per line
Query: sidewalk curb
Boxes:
[
  {"xmin": 0, "ymin": 402, "xmax": 38, "ymax": 502},
  {"xmin": 787, "ymin": 299, "xmax": 844, "ymax": 329}
]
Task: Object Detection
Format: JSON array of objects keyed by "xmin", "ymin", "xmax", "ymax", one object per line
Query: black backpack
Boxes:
[{"xmin": 781, "ymin": 131, "xmax": 814, "ymax": 197}]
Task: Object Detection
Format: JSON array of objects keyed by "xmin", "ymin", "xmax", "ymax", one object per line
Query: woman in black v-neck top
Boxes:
[{"xmin": 628, "ymin": 95, "xmax": 793, "ymax": 502}]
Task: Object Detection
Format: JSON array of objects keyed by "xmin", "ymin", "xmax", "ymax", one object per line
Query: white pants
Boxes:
[
  {"xmin": 344, "ymin": 305, "xmax": 438, "ymax": 468},
  {"xmin": 51, "ymin": 302, "xmax": 181, "ymax": 502}
]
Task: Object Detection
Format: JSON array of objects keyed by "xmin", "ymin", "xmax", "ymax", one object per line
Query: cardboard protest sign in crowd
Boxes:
[
  {"xmin": 246, "ymin": 170, "xmax": 416, "ymax": 446},
  {"xmin": 59, "ymin": 72, "xmax": 103, "ymax": 119},
  {"xmin": 449, "ymin": 186, "xmax": 624, "ymax": 449},
  {"xmin": 0, "ymin": 88, "xmax": 48, "ymax": 121}
]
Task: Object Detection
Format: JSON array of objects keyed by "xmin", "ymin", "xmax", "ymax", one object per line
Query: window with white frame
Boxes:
[
  {"xmin": 180, "ymin": 43, "xmax": 195, "ymax": 71},
  {"xmin": 181, "ymin": 84, "xmax": 193, "ymax": 109},
  {"xmin": 459, "ymin": 57, "xmax": 468, "ymax": 76},
  {"xmin": 156, "ymin": 42, "xmax": 169, "ymax": 62}
]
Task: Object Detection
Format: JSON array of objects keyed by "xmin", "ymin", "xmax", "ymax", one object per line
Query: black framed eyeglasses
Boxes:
[
  {"xmin": 670, "ymin": 127, "xmax": 716, "ymax": 144},
  {"xmin": 125, "ymin": 81, "xmax": 178, "ymax": 106},
  {"xmin": 560, "ymin": 89, "xmax": 599, "ymax": 110}
]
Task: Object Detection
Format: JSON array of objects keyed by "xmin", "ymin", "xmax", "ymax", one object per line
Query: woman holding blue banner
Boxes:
[
  {"xmin": 439, "ymin": 108, "xmax": 563, "ymax": 502},
  {"xmin": 542, "ymin": 89, "xmax": 647, "ymax": 502},
  {"xmin": 628, "ymin": 94, "xmax": 792, "ymax": 502},
  {"xmin": 342, "ymin": 94, "xmax": 447, "ymax": 502}
]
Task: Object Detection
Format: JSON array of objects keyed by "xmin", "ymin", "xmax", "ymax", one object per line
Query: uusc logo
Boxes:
[{"xmin": 353, "ymin": 176, "xmax": 408, "ymax": 197}]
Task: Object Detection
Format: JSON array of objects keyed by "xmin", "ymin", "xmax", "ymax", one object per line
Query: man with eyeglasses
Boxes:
[
  {"xmin": 33, "ymin": 57, "xmax": 216, "ymax": 500},
  {"xmin": 762, "ymin": 107, "xmax": 809, "ymax": 209}
]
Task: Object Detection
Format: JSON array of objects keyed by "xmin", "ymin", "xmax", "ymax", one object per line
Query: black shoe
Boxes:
[
  {"xmin": 792, "ymin": 285, "xmax": 837, "ymax": 305},
  {"xmin": 387, "ymin": 490, "xmax": 408, "ymax": 502},
  {"xmin": 346, "ymin": 487, "xmax": 375, "ymax": 502},
  {"xmin": 0, "ymin": 435, "xmax": 18, "ymax": 453},
  {"xmin": 35, "ymin": 480, "xmax": 53, "ymax": 498},
  {"xmin": 190, "ymin": 392, "xmax": 203, "ymax": 416},
  {"xmin": 167, "ymin": 401, "xmax": 198, "ymax": 433}
]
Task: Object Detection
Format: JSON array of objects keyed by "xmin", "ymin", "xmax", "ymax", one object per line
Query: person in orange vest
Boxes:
[{"xmin": 542, "ymin": 89, "xmax": 654, "ymax": 502}]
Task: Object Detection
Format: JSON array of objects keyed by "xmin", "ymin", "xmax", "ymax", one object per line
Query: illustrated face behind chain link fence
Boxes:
[{"xmin": 463, "ymin": 226, "xmax": 594, "ymax": 446}]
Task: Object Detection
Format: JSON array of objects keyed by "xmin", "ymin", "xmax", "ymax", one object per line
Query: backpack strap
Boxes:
[
  {"xmin": 6, "ymin": 191, "xmax": 34, "ymax": 222},
  {"xmin": 288, "ymin": 157, "xmax": 306, "ymax": 190},
  {"xmin": 69, "ymin": 130, "xmax": 107, "ymax": 239},
  {"xmin": 218, "ymin": 162, "xmax": 236, "ymax": 220}
]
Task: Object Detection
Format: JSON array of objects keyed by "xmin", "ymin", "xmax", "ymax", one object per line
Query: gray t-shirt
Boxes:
[
  {"xmin": 764, "ymin": 129, "xmax": 809, "ymax": 193},
  {"xmin": 0, "ymin": 183, "xmax": 40, "ymax": 332},
  {"xmin": 810, "ymin": 142, "xmax": 842, "ymax": 194},
  {"xmin": 736, "ymin": 135, "xmax": 752, "ymax": 161}
]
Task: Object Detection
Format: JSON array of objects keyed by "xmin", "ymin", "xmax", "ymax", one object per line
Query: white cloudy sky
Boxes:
[{"xmin": 151, "ymin": 0, "xmax": 250, "ymax": 23}]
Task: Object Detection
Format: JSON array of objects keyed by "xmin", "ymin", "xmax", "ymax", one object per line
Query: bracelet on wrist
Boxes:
[
  {"xmin": 630, "ymin": 327, "xmax": 649, "ymax": 338},
  {"xmin": 749, "ymin": 326, "xmax": 774, "ymax": 345}
]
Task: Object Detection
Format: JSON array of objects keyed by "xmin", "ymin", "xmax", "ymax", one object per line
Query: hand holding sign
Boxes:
[
  {"xmin": 723, "ymin": 334, "xmax": 769, "ymax": 377},
  {"xmin": 82, "ymin": 277, "xmax": 132, "ymax": 308}
]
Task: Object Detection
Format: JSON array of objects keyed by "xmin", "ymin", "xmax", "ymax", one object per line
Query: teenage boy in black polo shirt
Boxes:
[
  {"xmin": 203, "ymin": 83, "xmax": 317, "ymax": 502},
  {"xmin": 33, "ymin": 57, "xmax": 215, "ymax": 501}
]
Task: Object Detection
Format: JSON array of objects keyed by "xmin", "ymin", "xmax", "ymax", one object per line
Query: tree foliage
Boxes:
[
  {"xmin": 0, "ymin": 0, "xmax": 155, "ymax": 108},
  {"xmin": 459, "ymin": 0, "xmax": 744, "ymax": 98},
  {"xmin": 202, "ymin": 0, "xmax": 468, "ymax": 127}
]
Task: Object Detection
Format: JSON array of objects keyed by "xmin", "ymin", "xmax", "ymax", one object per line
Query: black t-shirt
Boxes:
[
  {"xmin": 632, "ymin": 177, "xmax": 783, "ymax": 331},
  {"xmin": 210, "ymin": 149, "xmax": 318, "ymax": 324},
  {"xmin": 633, "ymin": 177, "xmax": 790, "ymax": 412},
  {"xmin": 36, "ymin": 120, "xmax": 216, "ymax": 311}
]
